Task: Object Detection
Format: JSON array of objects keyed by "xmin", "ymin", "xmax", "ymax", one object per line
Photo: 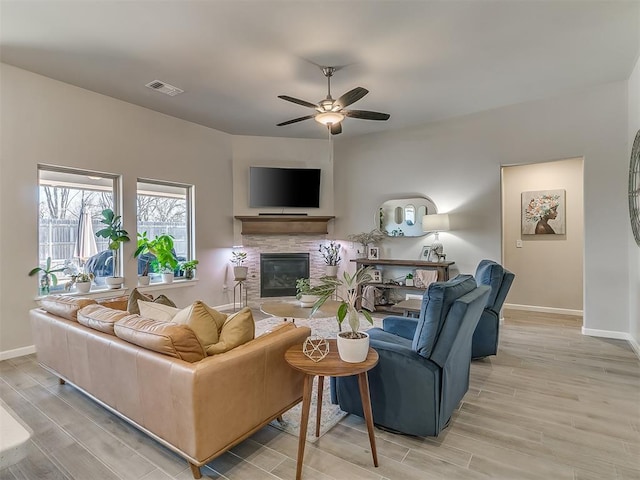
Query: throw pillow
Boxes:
[
  {"xmin": 172, "ymin": 301, "xmax": 228, "ymax": 351},
  {"xmin": 114, "ymin": 316, "xmax": 205, "ymax": 363},
  {"xmin": 97, "ymin": 295, "xmax": 129, "ymax": 311},
  {"xmin": 206, "ymin": 307, "xmax": 255, "ymax": 355},
  {"xmin": 138, "ymin": 300, "xmax": 180, "ymax": 323},
  {"xmin": 127, "ymin": 288, "xmax": 153, "ymax": 314}
]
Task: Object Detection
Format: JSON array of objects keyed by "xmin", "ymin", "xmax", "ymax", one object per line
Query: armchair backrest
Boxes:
[
  {"xmin": 475, "ymin": 260, "xmax": 515, "ymax": 314},
  {"xmin": 413, "ymin": 274, "xmax": 477, "ymax": 358}
]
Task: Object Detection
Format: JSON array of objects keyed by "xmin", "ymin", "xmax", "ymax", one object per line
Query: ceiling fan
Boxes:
[{"xmin": 277, "ymin": 66, "xmax": 390, "ymax": 135}]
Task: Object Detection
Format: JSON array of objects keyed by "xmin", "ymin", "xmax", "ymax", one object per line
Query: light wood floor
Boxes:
[{"xmin": 1, "ymin": 309, "xmax": 639, "ymax": 480}]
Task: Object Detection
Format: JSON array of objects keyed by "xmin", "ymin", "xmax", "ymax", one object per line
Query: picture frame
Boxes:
[
  {"xmin": 419, "ymin": 245, "xmax": 431, "ymax": 261},
  {"xmin": 368, "ymin": 246, "xmax": 380, "ymax": 260},
  {"xmin": 370, "ymin": 269, "xmax": 382, "ymax": 283},
  {"xmin": 521, "ymin": 189, "xmax": 566, "ymax": 235}
]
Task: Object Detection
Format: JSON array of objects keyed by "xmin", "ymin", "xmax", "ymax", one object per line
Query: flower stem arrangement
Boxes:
[
  {"xmin": 28, "ymin": 257, "xmax": 66, "ymax": 295},
  {"xmin": 231, "ymin": 250, "xmax": 248, "ymax": 280},
  {"xmin": 347, "ymin": 229, "xmax": 385, "ymax": 258}
]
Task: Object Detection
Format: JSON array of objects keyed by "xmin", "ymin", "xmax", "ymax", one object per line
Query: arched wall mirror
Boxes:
[{"xmin": 378, "ymin": 197, "xmax": 438, "ymax": 237}]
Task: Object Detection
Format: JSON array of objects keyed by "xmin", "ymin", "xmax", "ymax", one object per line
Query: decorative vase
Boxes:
[
  {"xmin": 162, "ymin": 272, "xmax": 174, "ymax": 284},
  {"xmin": 299, "ymin": 294, "xmax": 320, "ymax": 308},
  {"xmin": 325, "ymin": 265, "xmax": 339, "ymax": 277},
  {"xmin": 336, "ymin": 331, "xmax": 370, "ymax": 363},
  {"xmin": 233, "ymin": 266, "xmax": 248, "ymax": 281},
  {"xmin": 105, "ymin": 276, "xmax": 124, "ymax": 289},
  {"xmin": 138, "ymin": 275, "xmax": 150, "ymax": 286},
  {"xmin": 75, "ymin": 281, "xmax": 91, "ymax": 294}
]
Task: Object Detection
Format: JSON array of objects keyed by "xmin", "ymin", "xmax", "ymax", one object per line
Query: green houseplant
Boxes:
[
  {"xmin": 147, "ymin": 234, "xmax": 179, "ymax": 283},
  {"xmin": 347, "ymin": 229, "xmax": 385, "ymax": 259},
  {"xmin": 65, "ymin": 272, "xmax": 95, "ymax": 293},
  {"xmin": 231, "ymin": 250, "xmax": 248, "ymax": 280},
  {"xmin": 311, "ymin": 266, "xmax": 375, "ymax": 362},
  {"xmin": 180, "ymin": 259, "xmax": 199, "ymax": 280},
  {"xmin": 295, "ymin": 278, "xmax": 321, "ymax": 307},
  {"xmin": 95, "ymin": 208, "xmax": 130, "ymax": 289},
  {"xmin": 28, "ymin": 257, "xmax": 66, "ymax": 295}
]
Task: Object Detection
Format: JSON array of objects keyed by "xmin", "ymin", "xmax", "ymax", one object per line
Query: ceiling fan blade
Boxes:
[
  {"xmin": 336, "ymin": 87, "xmax": 369, "ymax": 108},
  {"xmin": 277, "ymin": 115, "xmax": 316, "ymax": 126},
  {"xmin": 344, "ymin": 109, "xmax": 390, "ymax": 121},
  {"xmin": 278, "ymin": 95, "xmax": 318, "ymax": 109},
  {"xmin": 330, "ymin": 123, "xmax": 342, "ymax": 135}
]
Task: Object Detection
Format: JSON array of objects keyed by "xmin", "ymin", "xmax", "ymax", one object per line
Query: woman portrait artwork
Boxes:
[{"xmin": 522, "ymin": 190, "xmax": 566, "ymax": 235}]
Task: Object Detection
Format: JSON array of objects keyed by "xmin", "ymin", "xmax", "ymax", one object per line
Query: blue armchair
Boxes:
[
  {"xmin": 331, "ymin": 275, "xmax": 490, "ymax": 437},
  {"xmin": 471, "ymin": 260, "xmax": 515, "ymax": 359}
]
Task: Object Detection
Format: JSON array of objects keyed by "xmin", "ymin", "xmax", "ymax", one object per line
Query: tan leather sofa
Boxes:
[{"xmin": 30, "ymin": 306, "xmax": 310, "ymax": 478}]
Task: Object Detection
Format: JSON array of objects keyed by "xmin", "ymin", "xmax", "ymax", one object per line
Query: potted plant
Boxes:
[
  {"xmin": 180, "ymin": 259, "xmax": 199, "ymax": 280},
  {"xmin": 347, "ymin": 229, "xmax": 385, "ymax": 259},
  {"xmin": 319, "ymin": 241, "xmax": 341, "ymax": 277},
  {"xmin": 95, "ymin": 208, "xmax": 130, "ymax": 289},
  {"xmin": 231, "ymin": 251, "xmax": 248, "ymax": 280},
  {"xmin": 28, "ymin": 257, "xmax": 66, "ymax": 295},
  {"xmin": 311, "ymin": 266, "xmax": 375, "ymax": 363},
  {"xmin": 134, "ymin": 232, "xmax": 154, "ymax": 285},
  {"xmin": 65, "ymin": 272, "xmax": 95, "ymax": 293},
  {"xmin": 152, "ymin": 234, "xmax": 179, "ymax": 283},
  {"xmin": 295, "ymin": 278, "xmax": 321, "ymax": 307}
]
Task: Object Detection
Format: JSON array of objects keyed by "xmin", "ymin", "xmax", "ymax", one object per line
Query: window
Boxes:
[
  {"xmin": 136, "ymin": 179, "xmax": 193, "ymax": 282},
  {"xmin": 37, "ymin": 165, "xmax": 118, "ymax": 291}
]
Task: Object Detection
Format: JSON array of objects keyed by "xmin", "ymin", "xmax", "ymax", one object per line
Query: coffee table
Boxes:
[
  {"xmin": 260, "ymin": 299, "xmax": 342, "ymax": 319},
  {"xmin": 285, "ymin": 340, "xmax": 379, "ymax": 480}
]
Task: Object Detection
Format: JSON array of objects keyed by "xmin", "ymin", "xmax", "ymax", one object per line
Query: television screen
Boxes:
[{"xmin": 249, "ymin": 167, "xmax": 321, "ymax": 208}]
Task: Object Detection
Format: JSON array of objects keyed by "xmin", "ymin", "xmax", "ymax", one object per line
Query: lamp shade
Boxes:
[{"xmin": 422, "ymin": 213, "xmax": 450, "ymax": 232}]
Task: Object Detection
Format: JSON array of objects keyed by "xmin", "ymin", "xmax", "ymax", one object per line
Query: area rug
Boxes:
[{"xmin": 255, "ymin": 313, "xmax": 383, "ymax": 442}]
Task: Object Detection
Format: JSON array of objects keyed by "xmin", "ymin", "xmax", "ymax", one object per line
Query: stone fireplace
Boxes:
[{"xmin": 260, "ymin": 253, "xmax": 309, "ymax": 297}]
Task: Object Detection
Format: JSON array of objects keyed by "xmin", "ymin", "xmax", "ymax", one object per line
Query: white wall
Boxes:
[
  {"xmin": 335, "ymin": 81, "xmax": 630, "ymax": 334},
  {"xmin": 0, "ymin": 63, "xmax": 237, "ymax": 354},
  {"xmin": 502, "ymin": 159, "xmax": 583, "ymax": 312},
  {"xmin": 628, "ymin": 55, "xmax": 640, "ymax": 348}
]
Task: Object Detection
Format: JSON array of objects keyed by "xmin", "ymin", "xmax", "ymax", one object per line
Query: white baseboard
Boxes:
[
  {"xmin": 504, "ymin": 303, "xmax": 583, "ymax": 316},
  {"xmin": 582, "ymin": 327, "xmax": 640, "ymax": 360},
  {"xmin": 0, "ymin": 345, "xmax": 36, "ymax": 361}
]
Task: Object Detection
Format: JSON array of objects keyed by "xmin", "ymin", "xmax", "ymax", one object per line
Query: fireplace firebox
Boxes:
[{"xmin": 260, "ymin": 253, "xmax": 309, "ymax": 297}]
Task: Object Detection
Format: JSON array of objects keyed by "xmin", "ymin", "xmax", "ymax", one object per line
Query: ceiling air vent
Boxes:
[{"xmin": 145, "ymin": 80, "xmax": 184, "ymax": 96}]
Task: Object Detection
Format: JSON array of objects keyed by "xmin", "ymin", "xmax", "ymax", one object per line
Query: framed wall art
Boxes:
[
  {"xmin": 368, "ymin": 246, "xmax": 380, "ymax": 260},
  {"xmin": 419, "ymin": 245, "xmax": 431, "ymax": 261},
  {"xmin": 521, "ymin": 189, "xmax": 566, "ymax": 235}
]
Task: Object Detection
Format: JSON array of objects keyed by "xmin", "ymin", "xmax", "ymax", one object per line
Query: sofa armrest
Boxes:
[{"xmin": 382, "ymin": 316, "xmax": 418, "ymax": 340}]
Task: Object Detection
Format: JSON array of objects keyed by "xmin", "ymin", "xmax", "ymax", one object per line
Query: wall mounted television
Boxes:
[{"xmin": 249, "ymin": 166, "xmax": 321, "ymax": 208}]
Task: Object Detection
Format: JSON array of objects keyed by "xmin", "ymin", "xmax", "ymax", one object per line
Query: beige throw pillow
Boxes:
[
  {"xmin": 77, "ymin": 304, "xmax": 135, "ymax": 335},
  {"xmin": 138, "ymin": 300, "xmax": 180, "ymax": 323},
  {"xmin": 172, "ymin": 301, "xmax": 227, "ymax": 351},
  {"xmin": 127, "ymin": 288, "xmax": 176, "ymax": 314},
  {"xmin": 206, "ymin": 307, "xmax": 255, "ymax": 355}
]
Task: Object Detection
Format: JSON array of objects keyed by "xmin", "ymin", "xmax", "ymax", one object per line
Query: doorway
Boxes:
[{"xmin": 501, "ymin": 158, "xmax": 584, "ymax": 316}]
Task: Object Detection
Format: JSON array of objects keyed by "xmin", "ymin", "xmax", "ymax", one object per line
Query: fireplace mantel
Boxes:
[{"xmin": 234, "ymin": 216, "xmax": 335, "ymax": 235}]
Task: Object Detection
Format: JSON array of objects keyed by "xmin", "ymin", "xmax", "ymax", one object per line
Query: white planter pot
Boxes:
[
  {"xmin": 75, "ymin": 282, "xmax": 91, "ymax": 294},
  {"xmin": 233, "ymin": 266, "xmax": 248, "ymax": 281},
  {"xmin": 162, "ymin": 272, "xmax": 174, "ymax": 284},
  {"xmin": 105, "ymin": 277, "xmax": 124, "ymax": 289},
  {"xmin": 138, "ymin": 275, "xmax": 150, "ymax": 286},
  {"xmin": 324, "ymin": 265, "xmax": 339, "ymax": 277},
  {"xmin": 337, "ymin": 331, "xmax": 370, "ymax": 363},
  {"xmin": 299, "ymin": 294, "xmax": 320, "ymax": 308}
]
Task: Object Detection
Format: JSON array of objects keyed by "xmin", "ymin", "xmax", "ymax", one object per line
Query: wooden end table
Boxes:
[{"xmin": 284, "ymin": 339, "xmax": 379, "ymax": 480}]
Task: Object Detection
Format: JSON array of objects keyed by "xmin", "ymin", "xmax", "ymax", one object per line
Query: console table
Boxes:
[{"xmin": 351, "ymin": 258, "xmax": 455, "ymax": 314}]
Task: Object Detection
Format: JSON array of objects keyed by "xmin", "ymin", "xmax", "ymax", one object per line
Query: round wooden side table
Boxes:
[{"xmin": 284, "ymin": 339, "xmax": 379, "ymax": 480}]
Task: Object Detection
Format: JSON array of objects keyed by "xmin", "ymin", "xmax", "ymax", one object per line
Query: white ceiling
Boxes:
[{"xmin": 2, "ymin": 1, "xmax": 639, "ymax": 139}]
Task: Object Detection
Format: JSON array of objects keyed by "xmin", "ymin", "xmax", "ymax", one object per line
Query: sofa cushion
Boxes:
[
  {"xmin": 412, "ymin": 274, "xmax": 477, "ymax": 358},
  {"xmin": 206, "ymin": 307, "xmax": 255, "ymax": 355},
  {"xmin": 138, "ymin": 300, "xmax": 180, "ymax": 323},
  {"xmin": 39, "ymin": 295, "xmax": 96, "ymax": 321},
  {"xmin": 114, "ymin": 316, "xmax": 205, "ymax": 363},
  {"xmin": 77, "ymin": 304, "xmax": 136, "ymax": 335},
  {"xmin": 173, "ymin": 301, "xmax": 227, "ymax": 351},
  {"xmin": 127, "ymin": 289, "xmax": 176, "ymax": 315},
  {"xmin": 96, "ymin": 295, "xmax": 129, "ymax": 311}
]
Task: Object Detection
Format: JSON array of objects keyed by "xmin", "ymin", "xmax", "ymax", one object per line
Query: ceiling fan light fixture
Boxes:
[{"xmin": 315, "ymin": 112, "xmax": 344, "ymax": 125}]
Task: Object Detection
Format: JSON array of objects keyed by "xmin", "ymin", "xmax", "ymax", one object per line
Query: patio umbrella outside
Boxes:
[{"xmin": 74, "ymin": 207, "xmax": 98, "ymax": 266}]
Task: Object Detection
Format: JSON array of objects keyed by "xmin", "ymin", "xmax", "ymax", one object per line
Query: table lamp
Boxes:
[{"xmin": 422, "ymin": 213, "xmax": 450, "ymax": 262}]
